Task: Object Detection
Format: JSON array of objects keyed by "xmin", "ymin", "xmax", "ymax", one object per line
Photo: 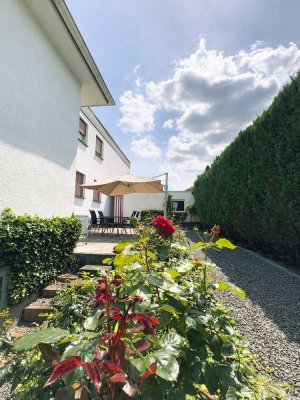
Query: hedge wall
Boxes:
[
  {"xmin": 0, "ymin": 209, "xmax": 81, "ymax": 304},
  {"xmin": 193, "ymin": 73, "xmax": 300, "ymax": 265}
]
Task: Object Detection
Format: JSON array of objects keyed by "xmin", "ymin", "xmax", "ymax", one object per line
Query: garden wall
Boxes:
[
  {"xmin": 193, "ymin": 73, "xmax": 300, "ymax": 265},
  {"xmin": 0, "ymin": 209, "xmax": 81, "ymax": 305}
]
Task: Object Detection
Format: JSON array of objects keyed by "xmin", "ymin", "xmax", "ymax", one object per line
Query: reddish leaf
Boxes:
[
  {"xmin": 110, "ymin": 307, "xmax": 122, "ymax": 313},
  {"xmin": 94, "ymin": 349, "xmax": 109, "ymax": 362},
  {"xmin": 138, "ymin": 362, "xmax": 157, "ymax": 386},
  {"xmin": 135, "ymin": 339, "xmax": 151, "ymax": 353},
  {"xmin": 44, "ymin": 356, "xmax": 83, "ymax": 387},
  {"xmin": 126, "ymin": 339, "xmax": 151, "ymax": 355},
  {"xmin": 102, "ymin": 361, "xmax": 122, "ymax": 373},
  {"xmin": 84, "ymin": 362, "xmax": 102, "ymax": 393},
  {"xmin": 114, "ymin": 340, "xmax": 126, "ymax": 363},
  {"xmin": 109, "ymin": 372, "xmax": 127, "ymax": 383}
]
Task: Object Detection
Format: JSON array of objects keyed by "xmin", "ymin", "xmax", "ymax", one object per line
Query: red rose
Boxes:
[{"xmin": 153, "ymin": 215, "xmax": 176, "ymax": 239}]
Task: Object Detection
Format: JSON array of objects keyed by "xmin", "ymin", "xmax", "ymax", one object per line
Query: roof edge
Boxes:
[
  {"xmin": 81, "ymin": 107, "xmax": 130, "ymax": 168},
  {"xmin": 51, "ymin": 0, "xmax": 115, "ymax": 106}
]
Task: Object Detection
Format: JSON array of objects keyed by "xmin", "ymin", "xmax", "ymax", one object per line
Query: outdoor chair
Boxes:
[
  {"xmin": 89, "ymin": 210, "xmax": 102, "ymax": 234},
  {"xmin": 97, "ymin": 210, "xmax": 114, "ymax": 234}
]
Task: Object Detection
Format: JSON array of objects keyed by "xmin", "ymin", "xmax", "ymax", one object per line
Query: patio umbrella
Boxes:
[{"xmin": 80, "ymin": 173, "xmax": 163, "ymax": 196}]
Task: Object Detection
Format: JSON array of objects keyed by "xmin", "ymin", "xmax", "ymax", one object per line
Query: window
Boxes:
[
  {"xmin": 172, "ymin": 200, "xmax": 185, "ymax": 212},
  {"xmin": 75, "ymin": 171, "xmax": 84, "ymax": 198},
  {"xmin": 79, "ymin": 118, "xmax": 88, "ymax": 144},
  {"xmin": 95, "ymin": 136, "xmax": 103, "ymax": 158},
  {"xmin": 93, "ymin": 180, "xmax": 101, "ymax": 203}
]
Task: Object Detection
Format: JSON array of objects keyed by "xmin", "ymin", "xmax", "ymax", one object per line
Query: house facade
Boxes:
[
  {"xmin": 0, "ymin": 0, "xmax": 115, "ymax": 217},
  {"xmin": 123, "ymin": 191, "xmax": 194, "ymax": 216},
  {"xmin": 74, "ymin": 108, "xmax": 130, "ymax": 219}
]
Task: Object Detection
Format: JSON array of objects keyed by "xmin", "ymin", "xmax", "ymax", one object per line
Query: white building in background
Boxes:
[
  {"xmin": 74, "ymin": 108, "xmax": 130, "ymax": 218},
  {"xmin": 123, "ymin": 191, "xmax": 194, "ymax": 216},
  {"xmin": 0, "ymin": 0, "xmax": 121, "ymax": 217}
]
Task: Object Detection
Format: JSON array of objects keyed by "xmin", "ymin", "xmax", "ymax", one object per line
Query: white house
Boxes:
[
  {"xmin": 0, "ymin": 0, "xmax": 115, "ymax": 217},
  {"xmin": 123, "ymin": 191, "xmax": 194, "ymax": 216},
  {"xmin": 74, "ymin": 108, "xmax": 130, "ymax": 219}
]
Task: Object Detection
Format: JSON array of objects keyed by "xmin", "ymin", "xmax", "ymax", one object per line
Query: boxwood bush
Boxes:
[
  {"xmin": 193, "ymin": 73, "xmax": 300, "ymax": 265},
  {"xmin": 0, "ymin": 209, "xmax": 81, "ymax": 305}
]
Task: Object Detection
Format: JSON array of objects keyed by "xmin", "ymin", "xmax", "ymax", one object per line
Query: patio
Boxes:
[{"xmin": 74, "ymin": 231, "xmax": 136, "ymax": 264}]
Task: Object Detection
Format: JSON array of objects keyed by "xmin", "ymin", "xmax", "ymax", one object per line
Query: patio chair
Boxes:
[
  {"xmin": 89, "ymin": 210, "xmax": 102, "ymax": 234},
  {"xmin": 97, "ymin": 210, "xmax": 113, "ymax": 234}
]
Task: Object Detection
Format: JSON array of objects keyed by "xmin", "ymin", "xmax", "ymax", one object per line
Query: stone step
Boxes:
[
  {"xmin": 42, "ymin": 284, "xmax": 65, "ymax": 298},
  {"xmin": 57, "ymin": 273, "xmax": 78, "ymax": 282},
  {"xmin": 23, "ymin": 298, "xmax": 54, "ymax": 323},
  {"xmin": 76, "ymin": 252, "xmax": 114, "ymax": 267},
  {"xmin": 79, "ymin": 264, "xmax": 111, "ymax": 275}
]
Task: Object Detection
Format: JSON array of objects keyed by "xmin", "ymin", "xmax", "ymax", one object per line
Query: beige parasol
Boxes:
[{"xmin": 80, "ymin": 173, "xmax": 163, "ymax": 196}]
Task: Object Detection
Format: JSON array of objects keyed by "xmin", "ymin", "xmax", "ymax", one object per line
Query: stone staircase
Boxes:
[{"xmin": 22, "ymin": 253, "xmax": 113, "ymax": 323}]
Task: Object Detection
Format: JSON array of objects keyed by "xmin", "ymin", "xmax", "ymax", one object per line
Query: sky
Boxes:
[{"xmin": 66, "ymin": 0, "xmax": 300, "ymax": 190}]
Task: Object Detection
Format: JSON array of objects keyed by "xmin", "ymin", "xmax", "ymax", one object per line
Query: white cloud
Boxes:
[
  {"xmin": 119, "ymin": 39, "xmax": 300, "ymax": 189},
  {"xmin": 118, "ymin": 91, "xmax": 156, "ymax": 133},
  {"xmin": 163, "ymin": 119, "xmax": 174, "ymax": 129},
  {"xmin": 131, "ymin": 135, "xmax": 162, "ymax": 159}
]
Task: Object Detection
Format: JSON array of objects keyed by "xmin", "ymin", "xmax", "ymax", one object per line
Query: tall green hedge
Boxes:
[
  {"xmin": 0, "ymin": 209, "xmax": 81, "ymax": 304},
  {"xmin": 193, "ymin": 73, "xmax": 300, "ymax": 265}
]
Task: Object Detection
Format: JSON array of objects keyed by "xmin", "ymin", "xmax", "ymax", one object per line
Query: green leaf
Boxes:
[
  {"xmin": 158, "ymin": 329, "xmax": 186, "ymax": 356},
  {"xmin": 153, "ymin": 350, "xmax": 179, "ymax": 381},
  {"xmin": 216, "ymin": 282, "xmax": 246, "ymax": 299},
  {"xmin": 177, "ymin": 261, "xmax": 194, "ymax": 273},
  {"xmin": 130, "ymin": 354, "xmax": 155, "ymax": 374},
  {"xmin": 83, "ymin": 309, "xmax": 102, "ymax": 331},
  {"xmin": 160, "ymin": 304, "xmax": 179, "ymax": 318},
  {"xmin": 192, "ymin": 241, "xmax": 206, "ymax": 249},
  {"xmin": 188, "ymin": 310, "xmax": 212, "ymax": 326},
  {"xmin": 228, "ymin": 283, "xmax": 246, "ymax": 299},
  {"xmin": 226, "ymin": 387, "xmax": 238, "ymax": 400},
  {"xmin": 221, "ymin": 342, "xmax": 235, "ymax": 357},
  {"xmin": 215, "ymin": 238, "xmax": 236, "ymax": 250},
  {"xmin": 164, "ymin": 270, "xmax": 181, "ymax": 279},
  {"xmin": 114, "ymin": 240, "xmax": 135, "ymax": 253},
  {"xmin": 146, "ymin": 275, "xmax": 164, "ymax": 287},
  {"xmin": 14, "ymin": 328, "xmax": 70, "ymax": 351},
  {"xmin": 156, "ymin": 245, "xmax": 170, "ymax": 260},
  {"xmin": 62, "ymin": 338, "xmax": 99, "ymax": 362}
]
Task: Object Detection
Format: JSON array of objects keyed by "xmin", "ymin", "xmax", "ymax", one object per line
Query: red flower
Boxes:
[
  {"xmin": 193, "ymin": 258, "xmax": 202, "ymax": 264},
  {"xmin": 153, "ymin": 215, "xmax": 176, "ymax": 239}
]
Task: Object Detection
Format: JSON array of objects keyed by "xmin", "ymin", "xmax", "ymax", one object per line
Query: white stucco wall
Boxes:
[
  {"xmin": 74, "ymin": 110, "xmax": 130, "ymax": 217},
  {"xmin": 123, "ymin": 191, "xmax": 194, "ymax": 216},
  {"xmin": 0, "ymin": 0, "xmax": 81, "ymax": 217}
]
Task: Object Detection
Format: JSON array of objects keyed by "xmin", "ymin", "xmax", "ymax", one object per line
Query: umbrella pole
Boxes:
[{"xmin": 164, "ymin": 173, "xmax": 168, "ymax": 217}]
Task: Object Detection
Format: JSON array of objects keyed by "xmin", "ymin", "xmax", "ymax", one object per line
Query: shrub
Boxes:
[
  {"xmin": 0, "ymin": 209, "xmax": 81, "ymax": 304},
  {"xmin": 1, "ymin": 220, "xmax": 286, "ymax": 399},
  {"xmin": 140, "ymin": 209, "xmax": 164, "ymax": 222},
  {"xmin": 193, "ymin": 73, "xmax": 300, "ymax": 265}
]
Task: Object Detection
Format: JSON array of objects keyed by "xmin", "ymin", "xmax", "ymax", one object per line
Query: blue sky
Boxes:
[{"xmin": 66, "ymin": 0, "xmax": 300, "ymax": 189}]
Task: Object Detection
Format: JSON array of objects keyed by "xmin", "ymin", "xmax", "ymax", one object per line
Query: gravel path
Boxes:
[{"xmin": 187, "ymin": 231, "xmax": 300, "ymax": 399}]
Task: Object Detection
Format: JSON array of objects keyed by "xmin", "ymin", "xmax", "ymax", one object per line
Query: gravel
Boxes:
[
  {"xmin": 0, "ymin": 383, "xmax": 13, "ymax": 400},
  {"xmin": 187, "ymin": 231, "xmax": 300, "ymax": 399}
]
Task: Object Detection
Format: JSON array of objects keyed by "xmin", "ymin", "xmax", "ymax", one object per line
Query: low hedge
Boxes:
[
  {"xmin": 140, "ymin": 210, "xmax": 164, "ymax": 222},
  {"xmin": 0, "ymin": 209, "xmax": 81, "ymax": 305}
]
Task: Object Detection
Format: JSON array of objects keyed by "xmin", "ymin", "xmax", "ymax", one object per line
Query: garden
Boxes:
[{"xmin": 0, "ymin": 215, "xmax": 287, "ymax": 399}]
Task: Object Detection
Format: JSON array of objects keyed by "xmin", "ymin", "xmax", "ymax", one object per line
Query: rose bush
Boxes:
[{"xmin": 0, "ymin": 217, "xmax": 287, "ymax": 399}]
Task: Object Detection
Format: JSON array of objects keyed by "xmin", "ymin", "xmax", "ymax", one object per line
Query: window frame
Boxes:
[
  {"xmin": 93, "ymin": 180, "xmax": 102, "ymax": 203},
  {"xmin": 78, "ymin": 118, "xmax": 88, "ymax": 145},
  {"xmin": 75, "ymin": 171, "xmax": 85, "ymax": 198},
  {"xmin": 172, "ymin": 200, "xmax": 185, "ymax": 212},
  {"xmin": 95, "ymin": 136, "xmax": 104, "ymax": 159}
]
